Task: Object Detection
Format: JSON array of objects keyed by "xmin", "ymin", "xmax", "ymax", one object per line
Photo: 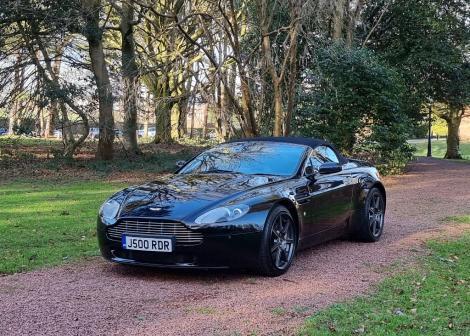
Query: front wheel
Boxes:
[
  {"xmin": 257, "ymin": 206, "xmax": 297, "ymax": 276},
  {"xmin": 352, "ymin": 187, "xmax": 385, "ymax": 242}
]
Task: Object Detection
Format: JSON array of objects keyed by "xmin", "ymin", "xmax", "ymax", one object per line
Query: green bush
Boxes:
[{"xmin": 295, "ymin": 44, "xmax": 415, "ymax": 174}]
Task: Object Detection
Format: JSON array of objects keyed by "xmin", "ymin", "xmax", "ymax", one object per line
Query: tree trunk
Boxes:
[
  {"xmin": 143, "ymin": 102, "xmax": 149, "ymax": 138},
  {"xmin": 444, "ymin": 108, "xmax": 463, "ymax": 159},
  {"xmin": 8, "ymin": 107, "xmax": 16, "ymax": 135},
  {"xmin": 176, "ymin": 68, "xmax": 190, "ymax": 138},
  {"xmin": 332, "ymin": 0, "xmax": 346, "ymax": 40},
  {"xmin": 284, "ymin": 3, "xmax": 301, "ymax": 136},
  {"xmin": 346, "ymin": 0, "xmax": 363, "ymax": 47},
  {"xmin": 81, "ymin": 0, "xmax": 114, "ymax": 160},
  {"xmin": 202, "ymin": 103, "xmax": 209, "ymax": 138},
  {"xmin": 154, "ymin": 76, "xmax": 172, "ymax": 144},
  {"xmin": 261, "ymin": 1, "xmax": 283, "ymax": 136},
  {"xmin": 44, "ymin": 44, "xmax": 65, "ymax": 138},
  {"xmin": 120, "ymin": 0, "xmax": 140, "ymax": 154},
  {"xmin": 155, "ymin": 100, "xmax": 172, "ymax": 144},
  {"xmin": 272, "ymin": 83, "xmax": 283, "ymax": 136},
  {"xmin": 8, "ymin": 56, "xmax": 22, "ymax": 135},
  {"xmin": 177, "ymin": 99, "xmax": 188, "ymax": 138},
  {"xmin": 189, "ymin": 95, "xmax": 196, "ymax": 139},
  {"xmin": 226, "ymin": 1, "xmax": 257, "ymax": 137}
]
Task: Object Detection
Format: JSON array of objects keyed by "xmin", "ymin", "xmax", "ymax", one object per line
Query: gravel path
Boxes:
[{"xmin": 1, "ymin": 158, "xmax": 469, "ymax": 336}]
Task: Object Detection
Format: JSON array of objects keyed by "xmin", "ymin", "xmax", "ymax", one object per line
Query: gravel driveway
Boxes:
[{"xmin": 1, "ymin": 158, "xmax": 469, "ymax": 336}]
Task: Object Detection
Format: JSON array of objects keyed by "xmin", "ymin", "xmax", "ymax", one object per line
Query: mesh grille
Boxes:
[{"xmin": 107, "ymin": 219, "xmax": 203, "ymax": 246}]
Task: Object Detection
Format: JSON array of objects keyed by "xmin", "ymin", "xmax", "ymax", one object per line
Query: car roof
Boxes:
[{"xmin": 228, "ymin": 136, "xmax": 347, "ymax": 164}]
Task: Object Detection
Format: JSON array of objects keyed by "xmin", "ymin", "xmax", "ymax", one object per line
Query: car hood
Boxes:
[{"xmin": 117, "ymin": 173, "xmax": 284, "ymax": 220}]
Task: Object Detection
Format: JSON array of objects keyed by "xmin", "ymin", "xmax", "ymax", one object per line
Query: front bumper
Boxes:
[{"xmin": 98, "ymin": 222, "xmax": 263, "ymax": 269}]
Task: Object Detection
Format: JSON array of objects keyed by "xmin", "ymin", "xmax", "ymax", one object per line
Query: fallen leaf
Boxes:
[
  {"xmin": 353, "ymin": 325, "xmax": 365, "ymax": 334},
  {"xmin": 393, "ymin": 308, "xmax": 405, "ymax": 316}
]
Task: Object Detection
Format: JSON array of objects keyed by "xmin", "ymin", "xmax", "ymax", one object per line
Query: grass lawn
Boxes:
[
  {"xmin": 301, "ymin": 216, "xmax": 470, "ymax": 335},
  {"xmin": 0, "ymin": 180, "xmax": 126, "ymax": 274},
  {"xmin": 412, "ymin": 139, "xmax": 470, "ymax": 160}
]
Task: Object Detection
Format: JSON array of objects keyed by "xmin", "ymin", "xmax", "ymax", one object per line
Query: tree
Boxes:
[
  {"xmin": 175, "ymin": 0, "xmax": 259, "ymax": 137},
  {"xmin": 259, "ymin": 0, "xmax": 302, "ymax": 136},
  {"xmin": 120, "ymin": 0, "xmax": 141, "ymax": 154},
  {"xmin": 364, "ymin": 0, "xmax": 470, "ymax": 159},
  {"xmin": 0, "ymin": 0, "xmax": 92, "ymax": 157},
  {"xmin": 295, "ymin": 43, "xmax": 413, "ymax": 173},
  {"xmin": 80, "ymin": 0, "xmax": 115, "ymax": 160}
]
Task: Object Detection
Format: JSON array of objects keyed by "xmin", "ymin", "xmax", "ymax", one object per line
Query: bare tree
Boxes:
[{"xmin": 260, "ymin": 0, "xmax": 302, "ymax": 136}]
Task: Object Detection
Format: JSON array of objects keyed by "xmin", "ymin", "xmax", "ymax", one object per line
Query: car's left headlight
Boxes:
[
  {"xmin": 194, "ymin": 204, "xmax": 250, "ymax": 226},
  {"xmin": 99, "ymin": 199, "xmax": 121, "ymax": 224}
]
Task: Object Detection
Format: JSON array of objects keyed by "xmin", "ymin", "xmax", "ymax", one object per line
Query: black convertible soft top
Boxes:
[{"xmin": 229, "ymin": 136, "xmax": 347, "ymax": 164}]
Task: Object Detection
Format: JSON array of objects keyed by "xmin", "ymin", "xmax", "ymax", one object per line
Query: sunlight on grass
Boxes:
[
  {"xmin": 300, "ymin": 217, "xmax": 470, "ymax": 336},
  {"xmin": 412, "ymin": 140, "xmax": 470, "ymax": 160},
  {"xmin": 0, "ymin": 180, "xmax": 126, "ymax": 274}
]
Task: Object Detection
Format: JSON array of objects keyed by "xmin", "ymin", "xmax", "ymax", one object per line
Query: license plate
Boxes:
[{"xmin": 122, "ymin": 235, "xmax": 173, "ymax": 252}]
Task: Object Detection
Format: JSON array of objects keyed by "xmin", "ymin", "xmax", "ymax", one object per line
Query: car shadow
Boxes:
[{"xmin": 103, "ymin": 262, "xmax": 255, "ymax": 283}]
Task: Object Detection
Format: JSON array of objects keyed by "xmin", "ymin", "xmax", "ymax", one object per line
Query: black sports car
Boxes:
[{"xmin": 97, "ymin": 137, "xmax": 386, "ymax": 276}]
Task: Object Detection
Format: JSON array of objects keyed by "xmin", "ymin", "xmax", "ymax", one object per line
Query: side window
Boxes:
[
  {"xmin": 316, "ymin": 146, "xmax": 339, "ymax": 164},
  {"xmin": 304, "ymin": 150, "xmax": 325, "ymax": 174}
]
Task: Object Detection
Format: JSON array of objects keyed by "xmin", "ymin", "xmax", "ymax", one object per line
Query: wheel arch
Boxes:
[
  {"xmin": 372, "ymin": 182, "xmax": 386, "ymax": 211},
  {"xmin": 273, "ymin": 198, "xmax": 300, "ymax": 238}
]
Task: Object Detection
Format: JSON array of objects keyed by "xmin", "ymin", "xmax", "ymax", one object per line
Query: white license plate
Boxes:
[{"xmin": 122, "ymin": 235, "xmax": 173, "ymax": 252}]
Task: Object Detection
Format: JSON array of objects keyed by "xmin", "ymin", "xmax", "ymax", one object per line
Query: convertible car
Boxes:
[{"xmin": 97, "ymin": 137, "xmax": 386, "ymax": 276}]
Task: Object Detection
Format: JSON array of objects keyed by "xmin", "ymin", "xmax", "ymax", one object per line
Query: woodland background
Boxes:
[{"xmin": 0, "ymin": 0, "xmax": 469, "ymax": 173}]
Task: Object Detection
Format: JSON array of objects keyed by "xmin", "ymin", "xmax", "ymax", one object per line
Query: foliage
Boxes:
[
  {"xmin": 301, "ymin": 227, "xmax": 470, "ymax": 335},
  {"xmin": 354, "ymin": 140, "xmax": 415, "ymax": 175},
  {"xmin": 295, "ymin": 44, "xmax": 414, "ymax": 173},
  {"xmin": 365, "ymin": 0, "xmax": 469, "ymax": 159},
  {"xmin": 431, "ymin": 117, "xmax": 448, "ymax": 138},
  {"xmin": 0, "ymin": 0, "xmax": 468, "ymax": 163},
  {"xmin": 366, "ymin": 0, "xmax": 469, "ymax": 103}
]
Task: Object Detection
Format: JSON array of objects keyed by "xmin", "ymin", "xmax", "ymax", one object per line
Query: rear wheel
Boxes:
[
  {"xmin": 257, "ymin": 206, "xmax": 297, "ymax": 276},
  {"xmin": 353, "ymin": 188, "xmax": 385, "ymax": 242}
]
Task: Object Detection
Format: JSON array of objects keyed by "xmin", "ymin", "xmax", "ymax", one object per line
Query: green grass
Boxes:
[
  {"xmin": 412, "ymin": 140, "xmax": 470, "ymax": 160},
  {"xmin": 0, "ymin": 135, "xmax": 63, "ymax": 147},
  {"xmin": 0, "ymin": 180, "xmax": 126, "ymax": 274},
  {"xmin": 77, "ymin": 150, "xmax": 194, "ymax": 174},
  {"xmin": 301, "ymin": 217, "xmax": 470, "ymax": 336}
]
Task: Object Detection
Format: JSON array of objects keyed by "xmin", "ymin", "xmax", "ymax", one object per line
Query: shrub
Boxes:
[{"xmin": 295, "ymin": 43, "xmax": 416, "ymax": 174}]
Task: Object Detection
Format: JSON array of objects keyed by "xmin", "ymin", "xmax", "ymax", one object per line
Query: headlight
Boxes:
[
  {"xmin": 99, "ymin": 199, "xmax": 121, "ymax": 224},
  {"xmin": 194, "ymin": 204, "xmax": 250, "ymax": 225}
]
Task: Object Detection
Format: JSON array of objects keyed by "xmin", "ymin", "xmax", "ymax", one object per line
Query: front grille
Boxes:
[{"xmin": 107, "ymin": 219, "xmax": 203, "ymax": 246}]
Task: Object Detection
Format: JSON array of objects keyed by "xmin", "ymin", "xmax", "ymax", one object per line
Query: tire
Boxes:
[
  {"xmin": 257, "ymin": 205, "xmax": 297, "ymax": 277},
  {"xmin": 352, "ymin": 187, "xmax": 385, "ymax": 242}
]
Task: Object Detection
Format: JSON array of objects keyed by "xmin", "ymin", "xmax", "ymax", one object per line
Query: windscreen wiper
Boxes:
[{"xmin": 205, "ymin": 169, "xmax": 238, "ymax": 174}]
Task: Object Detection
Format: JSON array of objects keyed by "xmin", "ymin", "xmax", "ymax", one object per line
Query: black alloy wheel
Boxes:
[
  {"xmin": 368, "ymin": 192, "xmax": 384, "ymax": 238},
  {"xmin": 258, "ymin": 205, "xmax": 297, "ymax": 276},
  {"xmin": 353, "ymin": 187, "xmax": 385, "ymax": 242}
]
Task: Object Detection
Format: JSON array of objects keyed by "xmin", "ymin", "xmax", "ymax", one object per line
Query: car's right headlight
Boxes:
[
  {"xmin": 193, "ymin": 204, "xmax": 250, "ymax": 227},
  {"xmin": 99, "ymin": 199, "xmax": 121, "ymax": 225}
]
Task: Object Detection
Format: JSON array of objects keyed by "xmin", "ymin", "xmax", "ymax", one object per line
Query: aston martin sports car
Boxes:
[{"xmin": 97, "ymin": 137, "xmax": 386, "ymax": 276}]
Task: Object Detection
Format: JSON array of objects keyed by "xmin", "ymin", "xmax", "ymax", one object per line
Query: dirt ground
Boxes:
[{"xmin": 0, "ymin": 157, "xmax": 469, "ymax": 336}]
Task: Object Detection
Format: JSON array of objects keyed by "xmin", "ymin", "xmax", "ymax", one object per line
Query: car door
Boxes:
[{"xmin": 297, "ymin": 146, "xmax": 354, "ymax": 243}]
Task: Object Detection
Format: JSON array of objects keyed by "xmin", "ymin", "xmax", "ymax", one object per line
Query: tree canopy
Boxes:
[{"xmin": 0, "ymin": 0, "xmax": 468, "ymax": 164}]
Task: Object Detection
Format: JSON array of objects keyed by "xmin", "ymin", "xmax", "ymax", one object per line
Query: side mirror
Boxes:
[
  {"xmin": 304, "ymin": 165, "xmax": 318, "ymax": 180},
  {"xmin": 319, "ymin": 162, "xmax": 342, "ymax": 174},
  {"xmin": 176, "ymin": 160, "xmax": 186, "ymax": 168}
]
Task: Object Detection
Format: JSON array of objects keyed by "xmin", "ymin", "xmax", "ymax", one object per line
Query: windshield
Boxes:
[{"xmin": 178, "ymin": 141, "xmax": 307, "ymax": 176}]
